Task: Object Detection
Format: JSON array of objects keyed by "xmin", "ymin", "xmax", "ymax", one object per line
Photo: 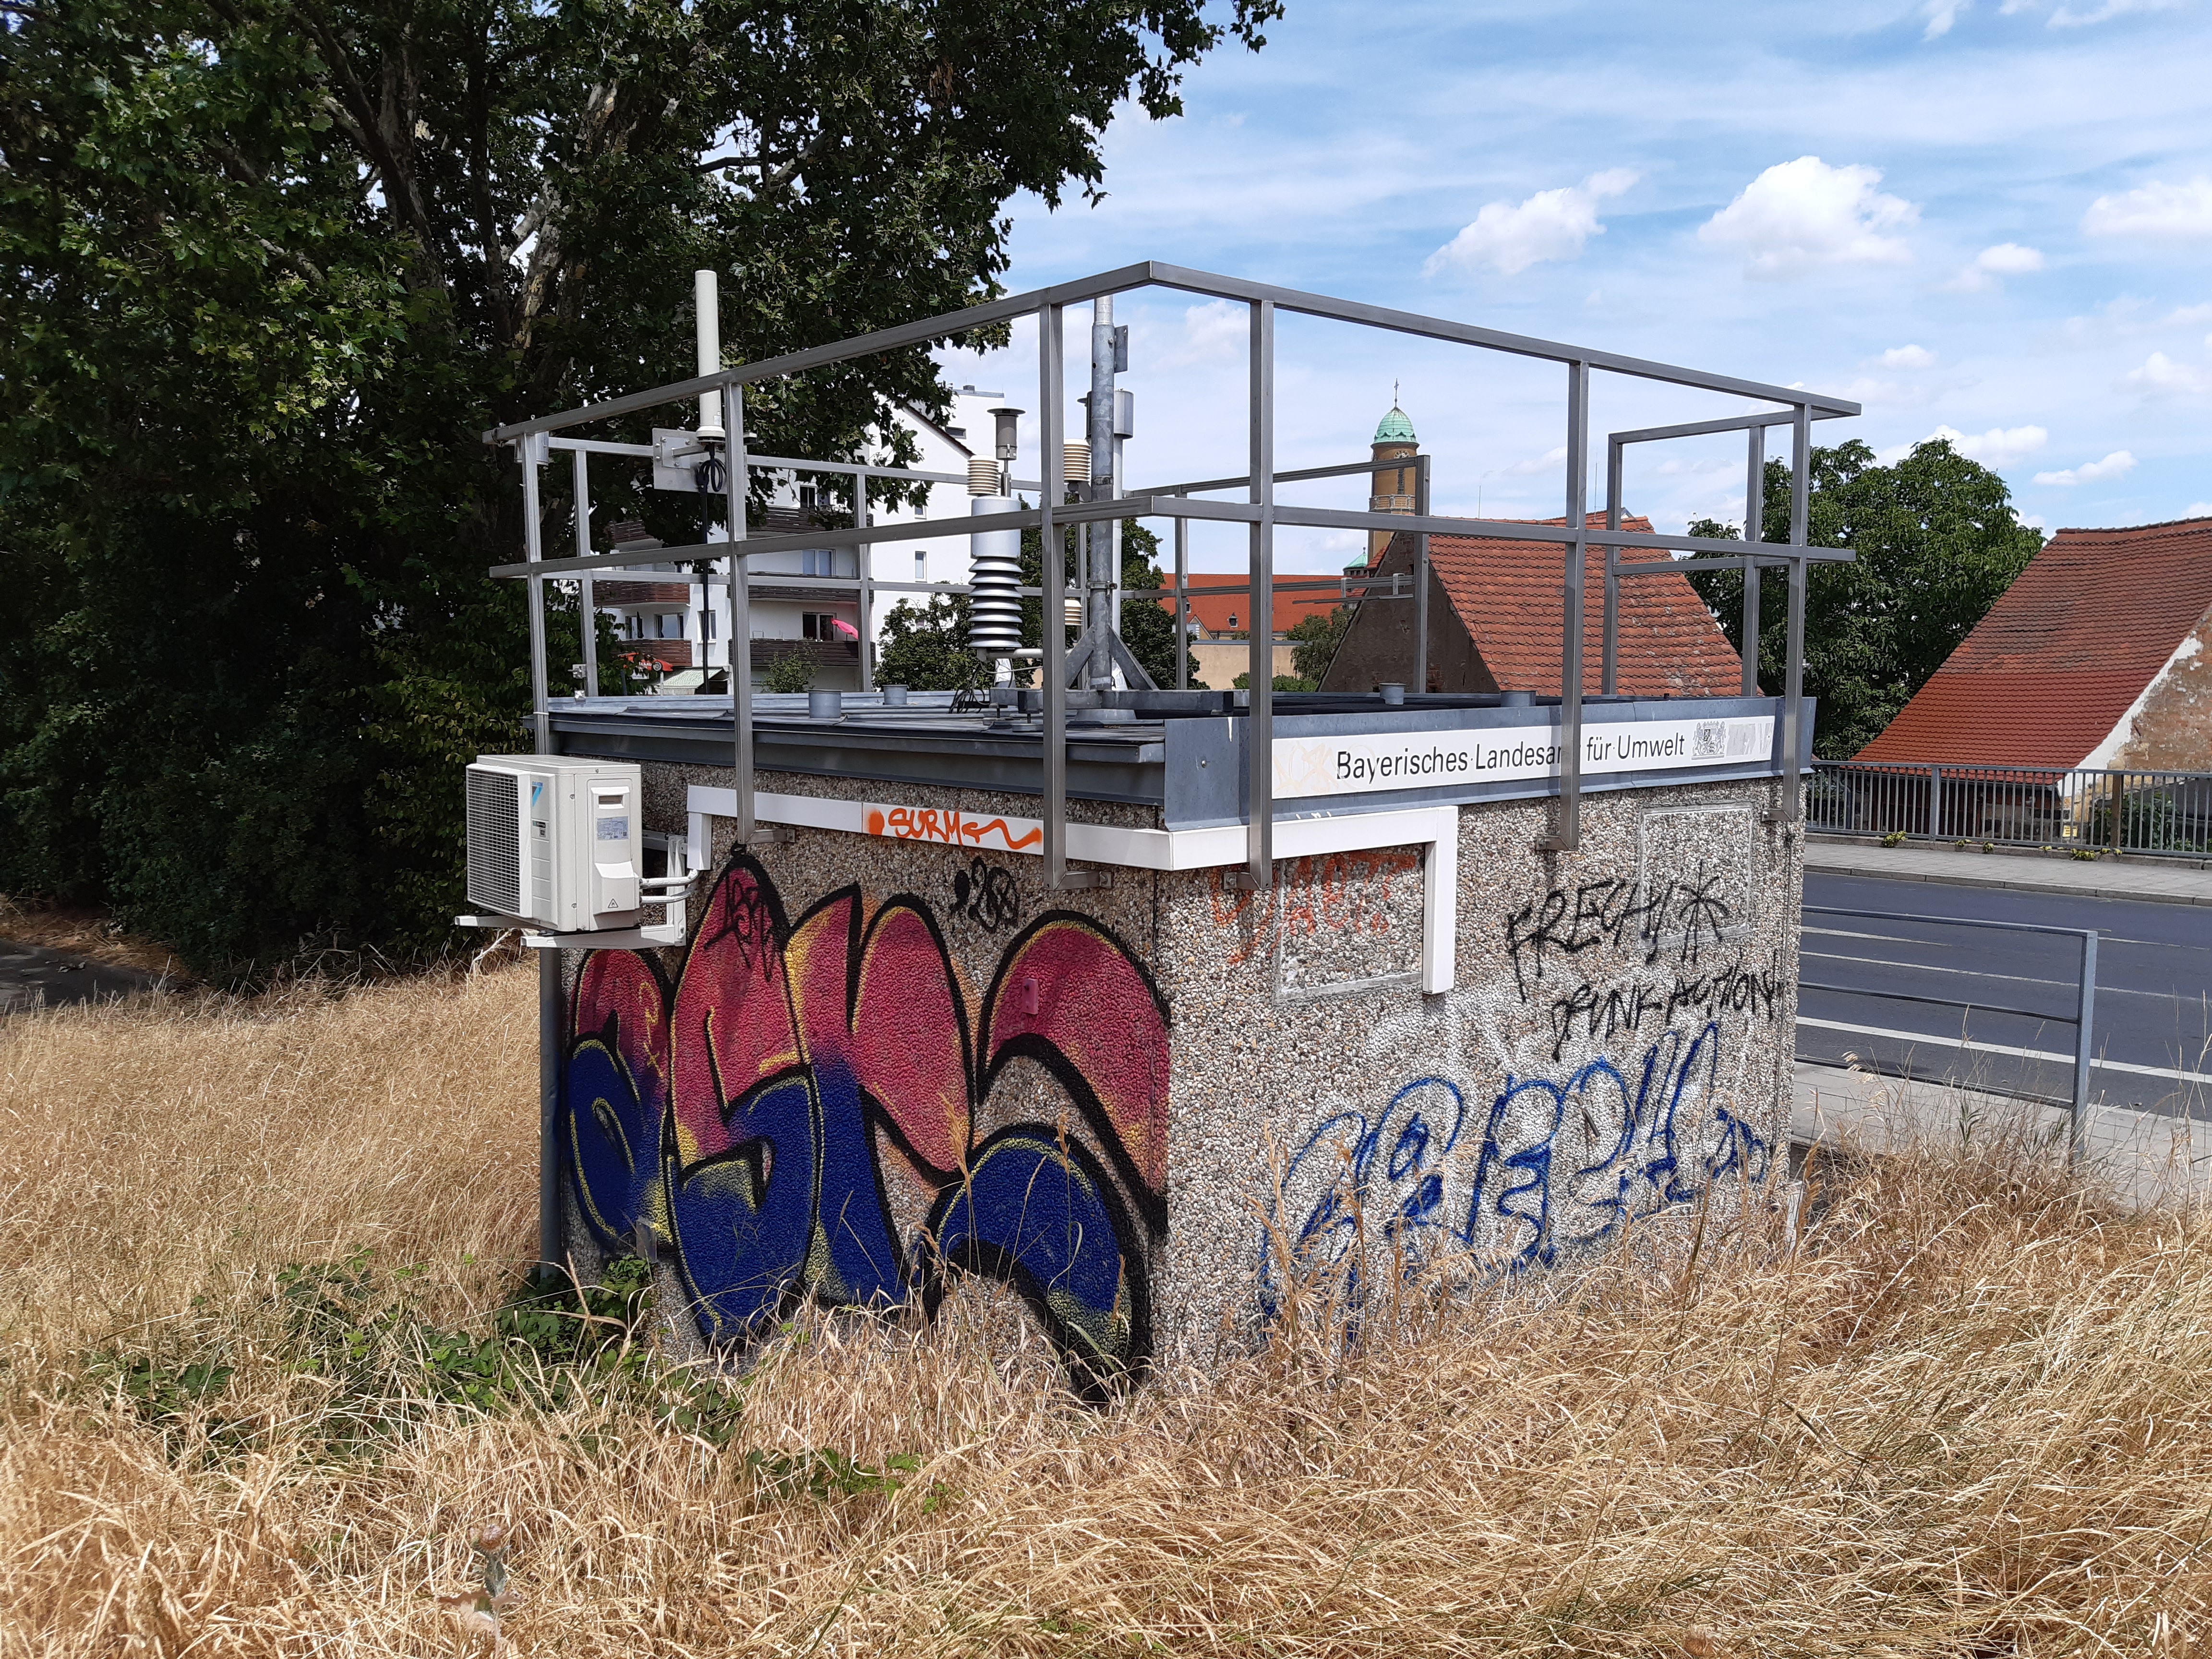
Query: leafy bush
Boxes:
[{"xmin": 763, "ymin": 657, "xmax": 817, "ymax": 694}]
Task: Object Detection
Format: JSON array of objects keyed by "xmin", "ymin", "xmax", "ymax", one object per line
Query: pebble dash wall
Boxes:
[{"xmin": 556, "ymin": 762, "xmax": 1800, "ymax": 1394}]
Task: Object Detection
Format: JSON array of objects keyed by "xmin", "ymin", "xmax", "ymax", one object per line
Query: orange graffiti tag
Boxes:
[{"xmin": 873, "ymin": 805, "xmax": 1043, "ymax": 854}]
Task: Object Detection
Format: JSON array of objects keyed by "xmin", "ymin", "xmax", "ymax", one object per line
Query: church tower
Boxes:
[{"xmin": 1367, "ymin": 400, "xmax": 1418, "ymax": 565}]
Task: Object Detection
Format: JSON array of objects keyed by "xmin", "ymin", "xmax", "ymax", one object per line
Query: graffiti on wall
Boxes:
[
  {"xmin": 1264, "ymin": 851, "xmax": 1779, "ymax": 1308},
  {"xmin": 563, "ymin": 856, "xmax": 1168, "ymax": 1395}
]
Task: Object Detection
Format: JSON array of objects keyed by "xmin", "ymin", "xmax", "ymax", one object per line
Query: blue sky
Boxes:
[{"xmin": 938, "ymin": 0, "xmax": 2212, "ymax": 574}]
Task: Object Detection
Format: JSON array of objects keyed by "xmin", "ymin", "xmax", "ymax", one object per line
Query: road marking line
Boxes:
[
  {"xmin": 1801, "ymin": 952, "xmax": 2187, "ymax": 1000},
  {"xmin": 1795, "ymin": 1017, "xmax": 2212, "ymax": 1088}
]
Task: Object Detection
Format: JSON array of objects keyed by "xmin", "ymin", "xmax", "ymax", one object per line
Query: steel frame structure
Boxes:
[{"xmin": 486, "ymin": 261, "xmax": 1857, "ymax": 892}]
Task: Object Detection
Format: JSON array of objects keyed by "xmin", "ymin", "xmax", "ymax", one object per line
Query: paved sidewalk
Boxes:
[
  {"xmin": 1793, "ymin": 1061, "xmax": 2210, "ymax": 1209},
  {"xmin": 1804, "ymin": 839, "xmax": 2212, "ymax": 906}
]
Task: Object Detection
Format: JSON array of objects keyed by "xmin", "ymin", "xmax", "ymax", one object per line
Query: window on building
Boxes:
[
  {"xmin": 798, "ymin": 483, "xmax": 817, "ymax": 509},
  {"xmin": 914, "ymin": 551, "xmax": 926, "ymax": 583},
  {"xmin": 699, "ymin": 609, "xmax": 716, "ymax": 640},
  {"xmin": 801, "ymin": 548, "xmax": 842, "ymax": 578}
]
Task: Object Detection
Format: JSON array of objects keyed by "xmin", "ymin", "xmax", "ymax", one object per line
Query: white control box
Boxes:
[{"xmin": 465, "ymin": 755, "xmax": 642, "ymax": 931}]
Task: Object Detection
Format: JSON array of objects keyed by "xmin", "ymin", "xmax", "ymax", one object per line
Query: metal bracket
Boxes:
[{"xmin": 454, "ymin": 914, "xmax": 688, "ymax": 949}]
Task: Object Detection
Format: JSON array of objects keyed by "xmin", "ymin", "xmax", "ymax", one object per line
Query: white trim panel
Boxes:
[{"xmin": 686, "ymin": 786, "xmax": 1458, "ymax": 992}]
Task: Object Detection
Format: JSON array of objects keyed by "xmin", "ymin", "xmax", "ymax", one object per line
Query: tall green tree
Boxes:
[
  {"xmin": 1687, "ymin": 437, "xmax": 2042, "ymax": 759},
  {"xmin": 0, "ymin": 0, "xmax": 1279, "ymax": 974}
]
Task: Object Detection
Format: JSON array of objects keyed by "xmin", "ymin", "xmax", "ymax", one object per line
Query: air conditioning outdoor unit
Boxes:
[{"xmin": 466, "ymin": 755, "xmax": 643, "ymax": 932}]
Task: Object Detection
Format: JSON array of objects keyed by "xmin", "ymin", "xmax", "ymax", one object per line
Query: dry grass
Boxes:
[{"xmin": 5, "ymin": 965, "xmax": 2212, "ymax": 1656}]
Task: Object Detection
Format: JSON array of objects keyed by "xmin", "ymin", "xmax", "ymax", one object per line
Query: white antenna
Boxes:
[{"xmin": 694, "ymin": 269, "xmax": 724, "ymax": 441}]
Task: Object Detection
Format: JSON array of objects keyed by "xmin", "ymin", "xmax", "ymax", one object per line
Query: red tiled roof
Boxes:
[
  {"xmin": 1428, "ymin": 515, "xmax": 1746, "ymax": 697},
  {"xmin": 1157, "ymin": 574, "xmax": 1317, "ymax": 638},
  {"xmin": 1856, "ymin": 517, "xmax": 2212, "ymax": 767}
]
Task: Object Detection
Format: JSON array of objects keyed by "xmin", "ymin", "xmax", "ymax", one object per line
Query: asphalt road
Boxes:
[
  {"xmin": 0, "ymin": 937, "xmax": 169, "ymax": 1015},
  {"xmin": 1800, "ymin": 872, "xmax": 2212, "ymax": 1115}
]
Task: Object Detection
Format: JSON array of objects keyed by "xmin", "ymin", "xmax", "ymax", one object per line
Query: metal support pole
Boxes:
[
  {"xmin": 1740, "ymin": 424, "xmax": 1764, "ymax": 695},
  {"xmin": 1174, "ymin": 506, "xmax": 1189, "ymax": 690},
  {"xmin": 537, "ymin": 949, "xmax": 562, "ymax": 1272},
  {"xmin": 1235, "ymin": 298, "xmax": 1276, "ymax": 890},
  {"xmin": 1546, "ymin": 361, "xmax": 1589, "ymax": 851},
  {"xmin": 520, "ymin": 435, "xmax": 551, "ymax": 751},
  {"xmin": 1039, "ymin": 304, "xmax": 1097, "ymax": 890},
  {"xmin": 2072, "ymin": 928, "xmax": 2098, "ymax": 1166},
  {"xmin": 1088, "ymin": 294, "xmax": 1118, "ymax": 691},
  {"xmin": 723, "ymin": 384, "xmax": 761, "ymax": 843},
  {"xmin": 1601, "ymin": 436, "xmax": 1622, "ymax": 696},
  {"xmin": 571, "ymin": 447, "xmax": 598, "ymax": 697},
  {"xmin": 1930, "ymin": 765, "xmax": 1943, "ymax": 840},
  {"xmin": 520, "ymin": 431, "xmax": 562, "ymax": 1277},
  {"xmin": 1779, "ymin": 404, "xmax": 1810, "ymax": 825},
  {"xmin": 856, "ymin": 473, "xmax": 875, "ymax": 691},
  {"xmin": 1413, "ymin": 454, "xmax": 1431, "ymax": 695}
]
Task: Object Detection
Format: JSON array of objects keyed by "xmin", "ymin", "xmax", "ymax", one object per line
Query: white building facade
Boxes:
[{"xmin": 594, "ymin": 387, "xmax": 1004, "ymax": 693}]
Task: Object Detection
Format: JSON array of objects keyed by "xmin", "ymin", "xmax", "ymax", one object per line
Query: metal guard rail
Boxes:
[{"xmin": 1807, "ymin": 760, "xmax": 2212, "ymax": 858}]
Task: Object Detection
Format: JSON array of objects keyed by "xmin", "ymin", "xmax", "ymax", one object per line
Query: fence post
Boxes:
[
  {"xmin": 2071, "ymin": 928, "xmax": 2097, "ymax": 1167},
  {"xmin": 1929, "ymin": 765, "xmax": 1942, "ymax": 840},
  {"xmin": 2111, "ymin": 772, "xmax": 2123, "ymax": 854}
]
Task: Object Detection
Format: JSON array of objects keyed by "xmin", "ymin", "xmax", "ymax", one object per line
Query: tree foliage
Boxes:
[
  {"xmin": 1287, "ymin": 605, "xmax": 1351, "ymax": 685},
  {"xmin": 0, "ymin": 0, "xmax": 1278, "ymax": 974},
  {"xmin": 1687, "ymin": 438, "xmax": 2043, "ymax": 759}
]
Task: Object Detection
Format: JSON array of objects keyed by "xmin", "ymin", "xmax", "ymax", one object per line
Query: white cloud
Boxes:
[
  {"xmin": 1837, "ymin": 375, "xmax": 1937, "ymax": 409},
  {"xmin": 1425, "ymin": 169, "xmax": 1639, "ymax": 277},
  {"xmin": 1925, "ymin": 423, "xmax": 2050, "ymax": 466},
  {"xmin": 1942, "ymin": 241, "xmax": 2046, "ymax": 292},
  {"xmin": 2121, "ymin": 351, "xmax": 2212, "ymax": 394},
  {"xmin": 2051, "ymin": 0, "xmax": 2181, "ymax": 24},
  {"xmin": 2082, "ymin": 177, "xmax": 2212, "ymax": 240},
  {"xmin": 1169, "ymin": 299, "xmax": 1247, "ymax": 364},
  {"xmin": 1923, "ymin": 0, "xmax": 1968, "ymax": 37},
  {"xmin": 2001, "ymin": 0, "xmax": 2182, "ymax": 21},
  {"xmin": 1698, "ymin": 157, "xmax": 1919, "ymax": 279},
  {"xmin": 2020, "ymin": 514, "xmax": 2047, "ymax": 529},
  {"xmin": 1877, "ymin": 343, "xmax": 1937, "ymax": 369},
  {"xmin": 2184, "ymin": 503, "xmax": 2212, "ymax": 519},
  {"xmin": 1502, "ymin": 445, "xmax": 1569, "ymax": 476},
  {"xmin": 2032, "ymin": 450, "xmax": 2137, "ymax": 484}
]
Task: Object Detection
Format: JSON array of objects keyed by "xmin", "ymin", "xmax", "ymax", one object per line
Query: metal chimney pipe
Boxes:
[{"xmin": 694, "ymin": 269, "xmax": 725, "ymax": 441}]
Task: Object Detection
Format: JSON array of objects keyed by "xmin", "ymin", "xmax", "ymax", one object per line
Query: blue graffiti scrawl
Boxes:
[{"xmin": 1266, "ymin": 1021, "xmax": 1772, "ymax": 1309}]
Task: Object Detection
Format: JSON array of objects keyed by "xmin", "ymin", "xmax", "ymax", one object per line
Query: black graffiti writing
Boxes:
[
  {"xmin": 952, "ymin": 858, "xmax": 1022, "ymax": 934},
  {"xmin": 1504, "ymin": 870, "xmax": 1735, "ymax": 1001},
  {"xmin": 1544, "ymin": 950, "xmax": 1784, "ymax": 1062}
]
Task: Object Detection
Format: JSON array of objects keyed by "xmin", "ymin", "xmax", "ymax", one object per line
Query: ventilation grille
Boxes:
[{"xmin": 466, "ymin": 767, "xmax": 522, "ymax": 916}]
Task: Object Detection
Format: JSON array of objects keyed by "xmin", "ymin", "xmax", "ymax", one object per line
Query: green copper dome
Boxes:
[{"xmin": 1373, "ymin": 405, "xmax": 1416, "ymax": 444}]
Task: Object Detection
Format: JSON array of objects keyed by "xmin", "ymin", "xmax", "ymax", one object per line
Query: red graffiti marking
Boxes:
[{"xmin": 1207, "ymin": 848, "xmax": 1423, "ymax": 968}]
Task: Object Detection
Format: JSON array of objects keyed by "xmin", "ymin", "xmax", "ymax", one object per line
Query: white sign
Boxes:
[{"xmin": 1273, "ymin": 714, "xmax": 1776, "ymax": 802}]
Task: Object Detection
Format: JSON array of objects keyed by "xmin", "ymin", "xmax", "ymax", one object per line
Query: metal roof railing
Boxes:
[{"xmin": 484, "ymin": 261, "xmax": 1859, "ymax": 892}]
